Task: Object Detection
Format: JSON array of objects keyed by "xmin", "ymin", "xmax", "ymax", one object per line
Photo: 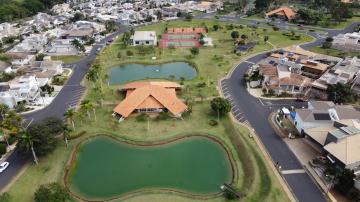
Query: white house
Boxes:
[
  {"xmin": 131, "ymin": 31, "xmax": 157, "ymax": 46},
  {"xmin": 7, "ymin": 75, "xmax": 40, "ymax": 104},
  {"xmin": 292, "ymin": 101, "xmax": 360, "ymax": 134},
  {"xmin": 46, "ymin": 39, "xmax": 79, "ymax": 56},
  {"xmin": 6, "ymin": 53, "xmax": 36, "ymax": 67}
]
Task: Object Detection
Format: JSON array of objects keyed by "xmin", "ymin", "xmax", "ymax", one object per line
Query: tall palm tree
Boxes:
[
  {"xmin": 20, "ymin": 131, "xmax": 38, "ymax": 165},
  {"xmin": 86, "ymin": 69, "xmax": 98, "ymax": 88},
  {"xmin": 64, "ymin": 109, "xmax": 76, "ymax": 130},
  {"xmin": 62, "ymin": 124, "xmax": 72, "ymax": 148},
  {"xmin": 80, "ymin": 100, "xmax": 94, "ymax": 120}
]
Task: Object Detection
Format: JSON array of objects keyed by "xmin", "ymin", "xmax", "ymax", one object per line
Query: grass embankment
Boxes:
[
  {"xmin": 51, "ymin": 55, "xmax": 85, "ymax": 64},
  {"xmin": 90, "ymin": 19, "xmax": 312, "ymax": 103},
  {"xmin": 310, "ymin": 46, "xmax": 360, "ymax": 58}
]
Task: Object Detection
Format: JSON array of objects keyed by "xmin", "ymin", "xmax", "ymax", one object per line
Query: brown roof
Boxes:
[
  {"xmin": 259, "ymin": 64, "xmax": 277, "ymax": 76},
  {"xmin": 279, "ymin": 73, "xmax": 312, "ymax": 86},
  {"xmin": 114, "ymin": 82, "xmax": 187, "ymax": 118},
  {"xmin": 266, "ymin": 7, "xmax": 297, "ymax": 20},
  {"xmin": 301, "ymin": 60, "xmax": 329, "ymax": 72}
]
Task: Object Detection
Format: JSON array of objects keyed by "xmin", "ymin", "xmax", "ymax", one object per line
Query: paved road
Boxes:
[
  {"xmin": 0, "ymin": 27, "xmax": 128, "ymax": 191},
  {"xmin": 221, "ymin": 19, "xmax": 360, "ymax": 202}
]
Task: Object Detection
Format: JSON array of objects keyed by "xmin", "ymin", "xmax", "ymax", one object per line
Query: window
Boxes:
[
  {"xmin": 146, "ymin": 41, "xmax": 149, "ymax": 44},
  {"xmin": 135, "ymin": 41, "xmax": 139, "ymax": 44}
]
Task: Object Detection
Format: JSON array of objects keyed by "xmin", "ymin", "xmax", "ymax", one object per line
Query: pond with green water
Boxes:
[
  {"xmin": 68, "ymin": 136, "xmax": 232, "ymax": 200},
  {"xmin": 109, "ymin": 62, "xmax": 197, "ymax": 84}
]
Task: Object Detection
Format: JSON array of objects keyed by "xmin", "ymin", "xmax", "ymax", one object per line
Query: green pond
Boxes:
[
  {"xmin": 109, "ymin": 62, "xmax": 197, "ymax": 84},
  {"xmin": 69, "ymin": 136, "xmax": 232, "ymax": 200}
]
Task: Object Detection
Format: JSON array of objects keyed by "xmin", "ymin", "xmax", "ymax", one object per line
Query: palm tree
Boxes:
[
  {"xmin": 64, "ymin": 109, "xmax": 76, "ymax": 130},
  {"xmin": 86, "ymin": 69, "xmax": 99, "ymax": 88},
  {"xmin": 62, "ymin": 124, "xmax": 72, "ymax": 148},
  {"xmin": 80, "ymin": 100, "xmax": 94, "ymax": 120},
  {"xmin": 20, "ymin": 131, "xmax": 38, "ymax": 165}
]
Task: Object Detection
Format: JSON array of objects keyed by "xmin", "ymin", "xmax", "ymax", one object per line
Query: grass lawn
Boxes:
[
  {"xmin": 6, "ymin": 19, "xmax": 312, "ymax": 202},
  {"xmin": 310, "ymin": 46, "xmax": 360, "ymax": 58},
  {"xmin": 51, "ymin": 55, "xmax": 85, "ymax": 64},
  {"xmin": 320, "ymin": 16, "xmax": 360, "ymax": 29}
]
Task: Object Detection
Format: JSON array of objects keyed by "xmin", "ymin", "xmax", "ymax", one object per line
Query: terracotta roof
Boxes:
[
  {"xmin": 121, "ymin": 81, "xmax": 182, "ymax": 90},
  {"xmin": 301, "ymin": 60, "xmax": 329, "ymax": 72},
  {"xmin": 279, "ymin": 73, "xmax": 312, "ymax": 86},
  {"xmin": 266, "ymin": 7, "xmax": 297, "ymax": 20},
  {"xmin": 114, "ymin": 82, "xmax": 187, "ymax": 118}
]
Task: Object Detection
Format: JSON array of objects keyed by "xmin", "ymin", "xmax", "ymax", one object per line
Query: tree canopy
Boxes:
[
  {"xmin": 210, "ymin": 97, "xmax": 231, "ymax": 115},
  {"xmin": 327, "ymin": 83, "xmax": 357, "ymax": 104},
  {"xmin": 34, "ymin": 182, "xmax": 69, "ymax": 202}
]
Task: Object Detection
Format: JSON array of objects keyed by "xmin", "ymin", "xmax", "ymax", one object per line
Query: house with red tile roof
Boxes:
[
  {"xmin": 265, "ymin": 7, "xmax": 297, "ymax": 21},
  {"xmin": 112, "ymin": 81, "xmax": 188, "ymax": 121}
]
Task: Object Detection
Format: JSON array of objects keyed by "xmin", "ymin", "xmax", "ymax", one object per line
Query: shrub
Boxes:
[
  {"xmin": 208, "ymin": 119, "xmax": 218, "ymax": 126},
  {"xmin": 136, "ymin": 113, "xmax": 148, "ymax": 122},
  {"xmin": 7, "ymin": 135, "xmax": 16, "ymax": 145},
  {"xmin": 0, "ymin": 144, "xmax": 6, "ymax": 156},
  {"xmin": 0, "ymin": 192, "xmax": 11, "ymax": 202},
  {"xmin": 196, "ymin": 82, "xmax": 206, "ymax": 88},
  {"xmin": 126, "ymin": 50, "xmax": 133, "ymax": 56},
  {"xmin": 156, "ymin": 111, "xmax": 170, "ymax": 121},
  {"xmin": 117, "ymin": 52, "xmax": 122, "ymax": 58}
]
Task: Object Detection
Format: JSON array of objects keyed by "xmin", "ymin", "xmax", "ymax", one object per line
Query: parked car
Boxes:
[{"xmin": 0, "ymin": 162, "xmax": 9, "ymax": 173}]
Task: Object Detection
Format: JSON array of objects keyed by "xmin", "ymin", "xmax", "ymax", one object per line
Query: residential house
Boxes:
[
  {"xmin": 131, "ymin": 31, "xmax": 157, "ymax": 46},
  {"xmin": 265, "ymin": 7, "xmax": 297, "ymax": 21},
  {"xmin": 5, "ymin": 52, "xmax": 36, "ymax": 67},
  {"xmin": 9, "ymin": 34, "xmax": 48, "ymax": 53},
  {"xmin": 259, "ymin": 64, "xmax": 312, "ymax": 95},
  {"xmin": 292, "ymin": 101, "xmax": 360, "ymax": 134},
  {"xmin": 61, "ymin": 28, "xmax": 94, "ymax": 40},
  {"xmin": 304, "ymin": 119, "xmax": 360, "ymax": 170},
  {"xmin": 46, "ymin": 39, "xmax": 79, "ymax": 56},
  {"xmin": 332, "ymin": 32, "xmax": 360, "ymax": 52},
  {"xmin": 313, "ymin": 57, "xmax": 360, "ymax": 91},
  {"xmin": 113, "ymin": 81, "xmax": 188, "ymax": 121},
  {"xmin": 0, "ymin": 61, "xmax": 13, "ymax": 74},
  {"xmin": 5, "ymin": 75, "xmax": 40, "ymax": 105}
]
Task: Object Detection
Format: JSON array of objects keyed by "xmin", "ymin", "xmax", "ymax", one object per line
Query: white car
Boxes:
[{"xmin": 0, "ymin": 162, "xmax": 9, "ymax": 173}]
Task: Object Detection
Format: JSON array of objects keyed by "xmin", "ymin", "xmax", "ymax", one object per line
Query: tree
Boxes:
[
  {"xmin": 80, "ymin": 100, "xmax": 94, "ymax": 120},
  {"xmin": 334, "ymin": 169, "xmax": 355, "ymax": 195},
  {"xmin": 86, "ymin": 69, "xmax": 99, "ymax": 87},
  {"xmin": 264, "ymin": 35, "xmax": 269, "ymax": 42},
  {"xmin": 64, "ymin": 109, "xmax": 76, "ymax": 130},
  {"xmin": 0, "ymin": 192, "xmax": 11, "ymax": 202},
  {"xmin": 327, "ymin": 83, "xmax": 357, "ymax": 104},
  {"xmin": 231, "ymin": 31, "xmax": 239, "ymax": 40},
  {"xmin": 62, "ymin": 124, "xmax": 71, "ymax": 148},
  {"xmin": 185, "ymin": 13, "xmax": 193, "ymax": 21},
  {"xmin": 190, "ymin": 47, "xmax": 199, "ymax": 57},
  {"xmin": 213, "ymin": 24, "xmax": 219, "ymax": 31},
  {"xmin": 105, "ymin": 21, "xmax": 117, "ymax": 33},
  {"xmin": 71, "ymin": 39, "xmax": 85, "ymax": 52},
  {"xmin": 40, "ymin": 84, "xmax": 54, "ymax": 95},
  {"xmin": 210, "ymin": 97, "xmax": 231, "ymax": 121},
  {"xmin": 71, "ymin": 12, "xmax": 85, "ymax": 22},
  {"xmin": 254, "ymin": 0, "xmax": 271, "ymax": 11},
  {"xmin": 18, "ymin": 117, "xmax": 64, "ymax": 159},
  {"xmin": 35, "ymin": 53, "xmax": 46, "ymax": 61},
  {"xmin": 34, "ymin": 182, "xmax": 69, "ymax": 202},
  {"xmin": 18, "ymin": 131, "xmax": 38, "ymax": 164}
]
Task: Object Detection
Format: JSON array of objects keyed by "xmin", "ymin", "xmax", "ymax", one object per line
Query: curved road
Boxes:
[
  {"xmin": 221, "ymin": 21, "xmax": 360, "ymax": 202},
  {"xmin": 0, "ymin": 15, "xmax": 359, "ymax": 201}
]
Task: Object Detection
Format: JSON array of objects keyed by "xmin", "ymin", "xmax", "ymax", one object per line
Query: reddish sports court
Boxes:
[{"xmin": 159, "ymin": 27, "xmax": 206, "ymax": 48}]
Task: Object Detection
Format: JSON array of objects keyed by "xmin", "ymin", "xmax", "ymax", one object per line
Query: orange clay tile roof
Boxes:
[
  {"xmin": 266, "ymin": 7, "xmax": 297, "ymax": 20},
  {"xmin": 166, "ymin": 27, "xmax": 206, "ymax": 34},
  {"xmin": 279, "ymin": 73, "xmax": 312, "ymax": 86},
  {"xmin": 113, "ymin": 82, "xmax": 187, "ymax": 118},
  {"xmin": 121, "ymin": 81, "xmax": 182, "ymax": 90}
]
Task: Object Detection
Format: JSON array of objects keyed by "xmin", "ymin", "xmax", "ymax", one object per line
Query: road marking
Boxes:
[
  {"xmin": 258, "ymin": 98, "xmax": 265, "ymax": 106},
  {"xmin": 232, "ymin": 108, "xmax": 240, "ymax": 113},
  {"xmin": 244, "ymin": 60, "xmax": 255, "ymax": 65},
  {"xmin": 281, "ymin": 169, "xmax": 306, "ymax": 175}
]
